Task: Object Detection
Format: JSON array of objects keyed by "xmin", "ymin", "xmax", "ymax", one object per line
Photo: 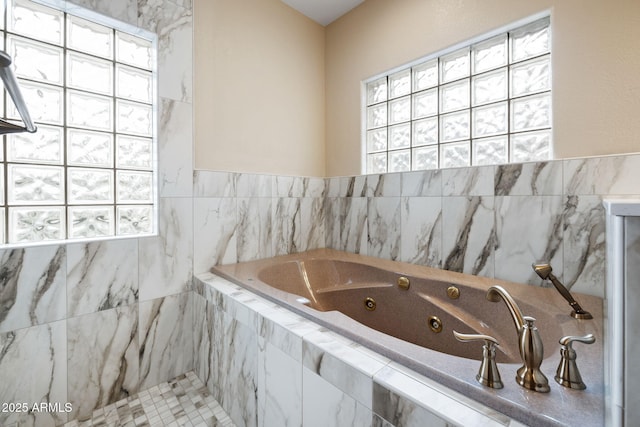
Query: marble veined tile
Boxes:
[
  {"xmin": 563, "ymin": 195, "xmax": 606, "ymax": 297},
  {"xmin": 372, "ymin": 382, "xmax": 448, "ymax": 427},
  {"xmin": 226, "ymin": 293, "xmax": 281, "ymax": 334},
  {"xmin": 564, "ymin": 154, "xmax": 640, "ymax": 195},
  {"xmin": 194, "ymin": 273, "xmax": 241, "ymax": 299},
  {"xmin": 67, "ymin": 0, "xmax": 138, "ymax": 25},
  {"xmin": 238, "ymin": 197, "xmax": 273, "ymax": 262},
  {"xmin": 194, "ymin": 171, "xmax": 236, "ymax": 198},
  {"xmin": 159, "ymin": 98, "xmax": 193, "ymax": 197},
  {"xmin": 257, "ymin": 341, "xmax": 302, "ymax": 427},
  {"xmin": 274, "ymin": 176, "xmax": 302, "ymax": 198},
  {"xmin": 373, "ymin": 414, "xmax": 395, "ymax": 427},
  {"xmin": 197, "ymin": 272, "xmax": 252, "ymax": 303},
  {"xmin": 194, "ymin": 197, "xmax": 238, "ymax": 272},
  {"xmin": 400, "ymin": 197, "xmax": 442, "ymax": 267},
  {"xmin": 494, "ymin": 195, "xmax": 564, "ymax": 285},
  {"xmin": 192, "ymin": 293, "xmax": 213, "ymax": 384},
  {"xmin": 258, "ymin": 309, "xmax": 321, "ymax": 362},
  {"xmin": 325, "ymin": 198, "xmax": 368, "ymax": 254},
  {"xmin": 67, "ymin": 240, "xmax": 138, "ymax": 317},
  {"xmin": 139, "ymin": 197, "xmax": 193, "ymax": 300},
  {"xmin": 198, "ymin": 280, "xmax": 272, "ymax": 398},
  {"xmin": 237, "ymin": 174, "xmax": 273, "ymax": 198},
  {"xmin": 167, "ymin": 0, "xmax": 192, "ymax": 8},
  {"xmin": 67, "ymin": 305, "xmax": 139, "ymax": 421},
  {"xmin": 303, "ymin": 368, "xmax": 372, "ymax": 427},
  {"xmin": 273, "ymin": 176, "xmax": 326, "ymax": 198},
  {"xmin": 302, "ymin": 329, "xmax": 388, "ymax": 409},
  {"xmin": 347, "ymin": 176, "xmax": 368, "ymax": 198},
  {"xmin": 442, "ymin": 165, "xmax": 494, "ymax": 197},
  {"xmin": 301, "ymin": 177, "xmax": 326, "ymax": 198},
  {"xmin": 367, "ymin": 173, "xmax": 402, "ymax": 197},
  {"xmin": 139, "ymin": 293, "xmax": 193, "ymax": 389},
  {"xmin": 326, "ymin": 176, "xmax": 367, "ymax": 198},
  {"xmin": 0, "ymin": 321, "xmax": 67, "ymax": 427},
  {"xmin": 442, "ymin": 196, "xmax": 495, "ymax": 277},
  {"xmin": 373, "ymin": 364, "xmax": 511, "ymax": 427},
  {"xmin": 495, "ymin": 161, "xmax": 562, "ymax": 196},
  {"xmin": 211, "ymin": 290, "xmax": 265, "ymax": 334},
  {"xmin": 138, "ymin": 0, "xmax": 193, "ymax": 103},
  {"xmin": 300, "ymin": 197, "xmax": 325, "ymax": 252},
  {"xmin": 367, "ymin": 197, "xmax": 401, "ymax": 260},
  {"xmin": 272, "ymin": 198, "xmax": 301, "ymax": 256},
  {"xmin": 325, "ymin": 177, "xmax": 341, "ymax": 198},
  {"xmin": 401, "ymin": 169, "xmax": 442, "ymax": 197},
  {"xmin": 0, "ymin": 246, "xmax": 66, "ymax": 333},
  {"xmin": 207, "ymin": 308, "xmax": 258, "ymax": 427}
]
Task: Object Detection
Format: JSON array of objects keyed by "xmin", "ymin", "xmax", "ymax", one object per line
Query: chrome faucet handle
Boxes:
[
  {"xmin": 453, "ymin": 331, "xmax": 503, "ymax": 389},
  {"xmin": 555, "ymin": 334, "xmax": 596, "ymax": 390}
]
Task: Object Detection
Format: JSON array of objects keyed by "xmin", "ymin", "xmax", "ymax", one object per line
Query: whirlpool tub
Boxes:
[{"xmin": 211, "ymin": 249, "xmax": 604, "ymax": 426}]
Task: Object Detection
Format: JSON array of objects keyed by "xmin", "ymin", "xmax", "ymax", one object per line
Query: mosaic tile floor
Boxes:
[{"xmin": 64, "ymin": 371, "xmax": 235, "ymax": 427}]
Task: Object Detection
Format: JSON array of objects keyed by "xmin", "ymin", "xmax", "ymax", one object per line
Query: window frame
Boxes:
[
  {"xmin": 0, "ymin": 0, "xmax": 159, "ymax": 248},
  {"xmin": 361, "ymin": 12, "xmax": 552, "ymax": 174}
]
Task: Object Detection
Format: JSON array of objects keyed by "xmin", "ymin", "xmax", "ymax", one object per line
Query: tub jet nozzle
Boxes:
[{"xmin": 532, "ymin": 263, "xmax": 592, "ymax": 320}]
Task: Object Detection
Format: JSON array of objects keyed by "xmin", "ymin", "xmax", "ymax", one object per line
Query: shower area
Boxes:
[{"xmin": 0, "ymin": 0, "xmax": 214, "ymax": 425}]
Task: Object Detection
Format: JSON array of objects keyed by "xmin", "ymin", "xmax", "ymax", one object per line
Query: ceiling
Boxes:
[{"xmin": 281, "ymin": 0, "xmax": 365, "ymax": 26}]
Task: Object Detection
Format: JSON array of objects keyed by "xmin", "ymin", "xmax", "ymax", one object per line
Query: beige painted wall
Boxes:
[
  {"xmin": 195, "ymin": 0, "xmax": 640, "ymax": 177},
  {"xmin": 194, "ymin": 0, "xmax": 326, "ymax": 176},
  {"xmin": 325, "ymin": 0, "xmax": 640, "ymax": 176}
]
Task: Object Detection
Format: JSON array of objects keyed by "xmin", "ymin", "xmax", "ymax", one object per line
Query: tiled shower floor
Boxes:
[{"xmin": 64, "ymin": 372, "xmax": 236, "ymax": 427}]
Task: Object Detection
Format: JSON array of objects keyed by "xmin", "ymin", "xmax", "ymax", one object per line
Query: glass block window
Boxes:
[
  {"xmin": 0, "ymin": 0, "xmax": 157, "ymax": 246},
  {"xmin": 364, "ymin": 17, "xmax": 551, "ymax": 173}
]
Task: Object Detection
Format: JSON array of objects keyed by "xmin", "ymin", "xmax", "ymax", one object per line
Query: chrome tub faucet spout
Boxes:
[
  {"xmin": 532, "ymin": 263, "xmax": 592, "ymax": 320},
  {"xmin": 487, "ymin": 285, "xmax": 550, "ymax": 392}
]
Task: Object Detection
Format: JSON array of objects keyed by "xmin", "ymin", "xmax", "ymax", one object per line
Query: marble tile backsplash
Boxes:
[
  {"xmin": 326, "ymin": 154, "xmax": 640, "ymax": 297},
  {"xmin": 192, "ymin": 171, "xmax": 326, "ymax": 274}
]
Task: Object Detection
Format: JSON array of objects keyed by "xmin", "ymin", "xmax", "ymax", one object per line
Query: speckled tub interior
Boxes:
[
  {"xmin": 214, "ymin": 249, "xmax": 603, "ymax": 365},
  {"xmin": 259, "ymin": 260, "xmax": 524, "ymax": 363}
]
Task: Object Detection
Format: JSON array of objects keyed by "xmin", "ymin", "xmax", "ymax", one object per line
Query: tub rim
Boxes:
[{"xmin": 211, "ymin": 248, "xmax": 604, "ymax": 427}]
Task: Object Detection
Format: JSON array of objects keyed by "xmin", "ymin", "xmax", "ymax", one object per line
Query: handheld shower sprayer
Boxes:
[{"xmin": 532, "ymin": 263, "xmax": 592, "ymax": 319}]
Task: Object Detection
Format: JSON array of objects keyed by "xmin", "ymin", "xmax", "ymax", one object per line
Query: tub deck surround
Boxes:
[
  {"xmin": 194, "ymin": 272, "xmax": 516, "ymax": 427},
  {"xmin": 210, "ymin": 249, "xmax": 604, "ymax": 427}
]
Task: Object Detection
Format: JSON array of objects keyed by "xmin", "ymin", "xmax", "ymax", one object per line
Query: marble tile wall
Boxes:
[
  {"xmin": 0, "ymin": 0, "xmax": 195, "ymax": 425},
  {"xmin": 326, "ymin": 154, "xmax": 640, "ymax": 298},
  {"xmin": 0, "ymin": 164, "xmax": 324, "ymax": 425},
  {"xmin": 193, "ymin": 272, "xmax": 524, "ymax": 427},
  {"xmin": 193, "ymin": 171, "xmax": 326, "ymax": 274}
]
